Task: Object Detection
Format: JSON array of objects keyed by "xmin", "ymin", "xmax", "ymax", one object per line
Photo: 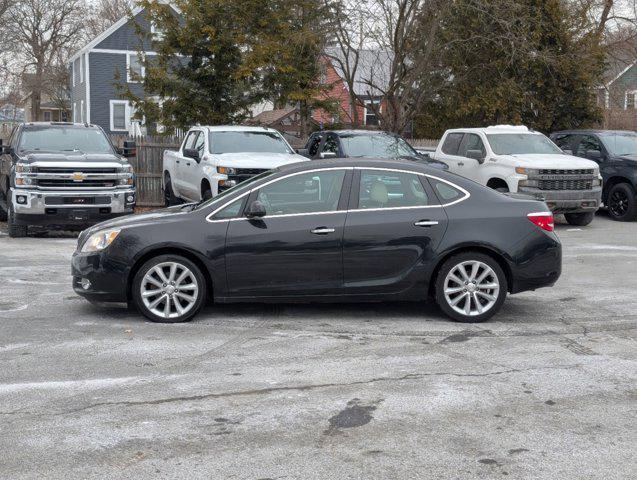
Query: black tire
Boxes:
[
  {"xmin": 434, "ymin": 252, "xmax": 508, "ymax": 323},
  {"xmin": 164, "ymin": 174, "xmax": 178, "ymax": 207},
  {"xmin": 607, "ymin": 183, "xmax": 636, "ymax": 221},
  {"xmin": 132, "ymin": 254, "xmax": 207, "ymax": 323},
  {"xmin": 202, "ymin": 188, "xmax": 212, "ymax": 201},
  {"xmin": 495, "ymin": 187, "xmax": 509, "ymax": 193},
  {"xmin": 564, "ymin": 211, "xmax": 595, "ymax": 226},
  {"xmin": 7, "ymin": 203, "xmax": 27, "ymax": 238},
  {"xmin": 0, "ymin": 190, "xmax": 8, "ymax": 222}
]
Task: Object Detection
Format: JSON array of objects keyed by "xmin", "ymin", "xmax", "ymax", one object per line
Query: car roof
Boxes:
[
  {"xmin": 445, "ymin": 125, "xmax": 540, "ymax": 135},
  {"xmin": 197, "ymin": 125, "xmax": 283, "ymax": 133},
  {"xmin": 551, "ymin": 129, "xmax": 637, "ymax": 135},
  {"xmin": 22, "ymin": 122, "xmax": 98, "ymax": 129},
  {"xmin": 316, "ymin": 129, "xmax": 397, "ymax": 136},
  {"xmin": 276, "ymin": 157, "xmax": 446, "ymax": 176}
]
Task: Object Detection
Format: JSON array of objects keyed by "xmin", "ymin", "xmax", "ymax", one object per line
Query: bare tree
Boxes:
[
  {"xmin": 83, "ymin": 0, "xmax": 134, "ymax": 41},
  {"xmin": 10, "ymin": 0, "xmax": 84, "ymax": 120}
]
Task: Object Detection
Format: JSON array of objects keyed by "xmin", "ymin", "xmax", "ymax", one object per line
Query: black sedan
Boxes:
[{"xmin": 72, "ymin": 158, "xmax": 561, "ymax": 323}]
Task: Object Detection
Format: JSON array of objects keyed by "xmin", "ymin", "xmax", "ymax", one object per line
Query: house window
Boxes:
[
  {"xmin": 364, "ymin": 101, "xmax": 379, "ymax": 126},
  {"xmin": 127, "ymin": 54, "xmax": 144, "ymax": 83},
  {"xmin": 43, "ymin": 111, "xmax": 51, "ymax": 122},
  {"xmin": 110, "ymin": 100, "xmax": 129, "ymax": 131},
  {"xmin": 150, "ymin": 22, "xmax": 164, "ymax": 40},
  {"xmin": 625, "ymin": 91, "xmax": 637, "ymax": 109},
  {"xmin": 80, "ymin": 55, "xmax": 84, "ymax": 84}
]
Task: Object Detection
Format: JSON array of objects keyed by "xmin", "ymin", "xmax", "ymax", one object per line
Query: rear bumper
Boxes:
[
  {"xmin": 517, "ymin": 187, "xmax": 601, "ymax": 213},
  {"xmin": 11, "ymin": 188, "xmax": 135, "ymax": 227},
  {"xmin": 509, "ymin": 233, "xmax": 562, "ymax": 294}
]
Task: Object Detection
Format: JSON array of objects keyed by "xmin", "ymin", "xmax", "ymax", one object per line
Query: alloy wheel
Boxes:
[
  {"xmin": 443, "ymin": 260, "xmax": 500, "ymax": 317},
  {"xmin": 140, "ymin": 262, "xmax": 199, "ymax": 319},
  {"xmin": 609, "ymin": 189, "xmax": 629, "ymax": 218}
]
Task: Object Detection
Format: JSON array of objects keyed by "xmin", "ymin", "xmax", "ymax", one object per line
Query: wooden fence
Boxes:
[{"xmin": 110, "ymin": 134, "xmax": 440, "ymax": 207}]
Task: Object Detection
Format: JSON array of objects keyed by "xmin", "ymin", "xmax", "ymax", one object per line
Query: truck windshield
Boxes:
[
  {"xmin": 601, "ymin": 133, "xmax": 637, "ymax": 156},
  {"xmin": 340, "ymin": 134, "xmax": 417, "ymax": 157},
  {"xmin": 18, "ymin": 126, "xmax": 114, "ymax": 155},
  {"xmin": 487, "ymin": 134, "xmax": 562, "ymax": 155},
  {"xmin": 209, "ymin": 131, "xmax": 293, "ymax": 154}
]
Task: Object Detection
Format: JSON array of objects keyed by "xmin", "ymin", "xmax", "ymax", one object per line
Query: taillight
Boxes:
[{"xmin": 527, "ymin": 212, "xmax": 554, "ymax": 232}]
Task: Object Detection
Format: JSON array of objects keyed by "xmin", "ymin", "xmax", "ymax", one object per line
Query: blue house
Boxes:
[{"xmin": 68, "ymin": 2, "xmax": 179, "ymax": 135}]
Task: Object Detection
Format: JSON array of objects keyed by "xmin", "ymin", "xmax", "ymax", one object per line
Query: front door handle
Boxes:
[
  {"xmin": 186, "ymin": 162, "xmax": 191, "ymax": 166},
  {"xmin": 414, "ymin": 220, "xmax": 439, "ymax": 227},
  {"xmin": 311, "ymin": 227, "xmax": 335, "ymax": 235}
]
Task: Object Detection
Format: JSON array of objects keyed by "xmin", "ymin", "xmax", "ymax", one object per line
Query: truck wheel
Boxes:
[
  {"xmin": 132, "ymin": 254, "xmax": 207, "ymax": 323},
  {"xmin": 607, "ymin": 183, "xmax": 636, "ymax": 221},
  {"xmin": 0, "ymin": 190, "xmax": 7, "ymax": 222},
  {"xmin": 564, "ymin": 212, "xmax": 595, "ymax": 226},
  {"xmin": 435, "ymin": 252, "xmax": 508, "ymax": 323},
  {"xmin": 7, "ymin": 204, "xmax": 27, "ymax": 238},
  {"xmin": 202, "ymin": 188, "xmax": 212, "ymax": 201},
  {"xmin": 164, "ymin": 175, "xmax": 178, "ymax": 207}
]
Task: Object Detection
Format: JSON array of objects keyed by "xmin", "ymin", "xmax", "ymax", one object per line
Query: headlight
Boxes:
[
  {"xmin": 217, "ymin": 166, "xmax": 236, "ymax": 175},
  {"xmin": 119, "ymin": 164, "xmax": 134, "ymax": 185},
  {"xmin": 15, "ymin": 164, "xmax": 31, "ymax": 173},
  {"xmin": 515, "ymin": 167, "xmax": 538, "ymax": 175},
  {"xmin": 81, "ymin": 229, "xmax": 121, "ymax": 253},
  {"xmin": 120, "ymin": 164, "xmax": 134, "ymax": 173}
]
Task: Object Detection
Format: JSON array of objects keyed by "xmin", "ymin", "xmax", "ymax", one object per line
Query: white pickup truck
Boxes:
[
  {"xmin": 432, "ymin": 125, "xmax": 603, "ymax": 226},
  {"xmin": 163, "ymin": 126, "xmax": 308, "ymax": 205}
]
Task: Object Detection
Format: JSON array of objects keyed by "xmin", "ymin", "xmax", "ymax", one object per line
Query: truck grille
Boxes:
[
  {"xmin": 538, "ymin": 179, "xmax": 593, "ymax": 191},
  {"xmin": 228, "ymin": 168, "xmax": 269, "ymax": 183},
  {"xmin": 538, "ymin": 169, "xmax": 595, "ymax": 175},
  {"xmin": 32, "ymin": 166, "xmax": 121, "ymax": 189}
]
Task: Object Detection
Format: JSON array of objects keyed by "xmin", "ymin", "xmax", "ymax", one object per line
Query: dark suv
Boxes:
[
  {"xmin": 550, "ymin": 130, "xmax": 637, "ymax": 221},
  {"xmin": 298, "ymin": 130, "xmax": 447, "ymax": 170}
]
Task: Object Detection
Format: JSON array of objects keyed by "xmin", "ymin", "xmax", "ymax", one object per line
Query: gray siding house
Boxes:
[
  {"xmin": 68, "ymin": 4, "xmax": 178, "ymax": 135},
  {"xmin": 597, "ymin": 53, "xmax": 637, "ymax": 110}
]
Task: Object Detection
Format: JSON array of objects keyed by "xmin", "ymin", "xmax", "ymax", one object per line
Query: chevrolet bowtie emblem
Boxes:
[{"xmin": 72, "ymin": 172, "xmax": 86, "ymax": 182}]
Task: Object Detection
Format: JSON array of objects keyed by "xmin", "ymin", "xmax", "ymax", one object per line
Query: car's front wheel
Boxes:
[
  {"xmin": 435, "ymin": 252, "xmax": 508, "ymax": 323},
  {"xmin": 8, "ymin": 204, "xmax": 27, "ymax": 238},
  {"xmin": 132, "ymin": 254, "xmax": 207, "ymax": 323}
]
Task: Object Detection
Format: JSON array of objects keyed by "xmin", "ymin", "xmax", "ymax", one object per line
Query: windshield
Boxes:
[
  {"xmin": 601, "ymin": 133, "xmax": 637, "ymax": 156},
  {"xmin": 340, "ymin": 134, "xmax": 417, "ymax": 158},
  {"xmin": 18, "ymin": 126, "xmax": 114, "ymax": 154},
  {"xmin": 487, "ymin": 133, "xmax": 562, "ymax": 155},
  {"xmin": 209, "ymin": 131, "xmax": 293, "ymax": 154},
  {"xmin": 191, "ymin": 169, "xmax": 275, "ymax": 211}
]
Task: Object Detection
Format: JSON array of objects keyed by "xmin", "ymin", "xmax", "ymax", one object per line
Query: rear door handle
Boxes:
[
  {"xmin": 457, "ymin": 162, "xmax": 464, "ymax": 166},
  {"xmin": 311, "ymin": 227, "xmax": 335, "ymax": 234},
  {"xmin": 175, "ymin": 160, "xmax": 180, "ymax": 164},
  {"xmin": 414, "ymin": 220, "xmax": 439, "ymax": 227}
]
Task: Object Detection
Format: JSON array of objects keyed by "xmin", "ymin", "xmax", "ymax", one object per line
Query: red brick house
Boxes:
[{"xmin": 312, "ymin": 49, "xmax": 390, "ymax": 128}]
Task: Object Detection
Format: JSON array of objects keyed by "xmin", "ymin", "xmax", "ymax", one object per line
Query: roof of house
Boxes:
[
  {"xmin": 325, "ymin": 48, "xmax": 392, "ymax": 96},
  {"xmin": 248, "ymin": 107, "xmax": 297, "ymax": 125}
]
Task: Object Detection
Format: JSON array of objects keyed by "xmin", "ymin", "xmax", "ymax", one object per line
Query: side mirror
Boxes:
[
  {"xmin": 183, "ymin": 148, "xmax": 200, "ymax": 162},
  {"xmin": 466, "ymin": 149, "xmax": 485, "ymax": 163},
  {"xmin": 319, "ymin": 151, "xmax": 337, "ymax": 159},
  {"xmin": 586, "ymin": 150, "xmax": 602, "ymax": 161},
  {"xmin": 121, "ymin": 140, "xmax": 137, "ymax": 158},
  {"xmin": 2, "ymin": 145, "xmax": 15, "ymax": 155},
  {"xmin": 296, "ymin": 148, "xmax": 310, "ymax": 157},
  {"xmin": 245, "ymin": 200, "xmax": 266, "ymax": 218}
]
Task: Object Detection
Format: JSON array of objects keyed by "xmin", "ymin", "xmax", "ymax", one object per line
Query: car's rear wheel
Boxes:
[
  {"xmin": 0, "ymin": 190, "xmax": 8, "ymax": 222},
  {"xmin": 435, "ymin": 252, "xmax": 507, "ymax": 323},
  {"xmin": 132, "ymin": 255, "xmax": 206, "ymax": 323},
  {"xmin": 564, "ymin": 211, "xmax": 595, "ymax": 226},
  {"xmin": 7, "ymin": 204, "xmax": 27, "ymax": 238},
  {"xmin": 607, "ymin": 183, "xmax": 636, "ymax": 221}
]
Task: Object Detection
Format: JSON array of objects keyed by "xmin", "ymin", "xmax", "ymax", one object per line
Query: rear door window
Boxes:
[
  {"xmin": 441, "ymin": 133, "xmax": 464, "ymax": 155},
  {"xmin": 358, "ymin": 170, "xmax": 431, "ymax": 210},
  {"xmin": 182, "ymin": 131, "xmax": 199, "ymax": 152},
  {"xmin": 429, "ymin": 178, "xmax": 468, "ymax": 204}
]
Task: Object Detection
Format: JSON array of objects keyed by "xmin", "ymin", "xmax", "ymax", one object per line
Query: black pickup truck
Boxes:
[
  {"xmin": 551, "ymin": 130, "xmax": 637, "ymax": 221},
  {"xmin": 0, "ymin": 122, "xmax": 137, "ymax": 237}
]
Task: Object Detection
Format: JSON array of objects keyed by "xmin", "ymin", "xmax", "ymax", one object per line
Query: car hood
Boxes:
[
  {"xmin": 507, "ymin": 153, "xmax": 598, "ymax": 169},
  {"xmin": 19, "ymin": 152, "xmax": 126, "ymax": 167},
  {"xmin": 617, "ymin": 154, "xmax": 637, "ymax": 164},
  {"xmin": 82, "ymin": 205, "xmax": 190, "ymax": 238},
  {"xmin": 207, "ymin": 152, "xmax": 309, "ymax": 168}
]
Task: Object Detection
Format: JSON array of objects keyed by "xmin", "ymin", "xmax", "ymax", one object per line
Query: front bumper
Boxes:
[
  {"xmin": 517, "ymin": 187, "xmax": 602, "ymax": 213},
  {"xmin": 11, "ymin": 188, "xmax": 135, "ymax": 226},
  {"xmin": 72, "ymin": 250, "xmax": 129, "ymax": 302}
]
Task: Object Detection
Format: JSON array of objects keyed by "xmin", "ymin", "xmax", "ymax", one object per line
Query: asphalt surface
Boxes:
[{"xmin": 0, "ymin": 212, "xmax": 635, "ymax": 479}]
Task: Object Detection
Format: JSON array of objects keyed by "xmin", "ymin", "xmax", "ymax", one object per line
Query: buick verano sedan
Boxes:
[{"xmin": 72, "ymin": 159, "xmax": 561, "ymax": 323}]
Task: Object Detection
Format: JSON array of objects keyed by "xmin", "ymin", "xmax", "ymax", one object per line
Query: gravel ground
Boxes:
[{"xmin": 0, "ymin": 212, "xmax": 635, "ymax": 480}]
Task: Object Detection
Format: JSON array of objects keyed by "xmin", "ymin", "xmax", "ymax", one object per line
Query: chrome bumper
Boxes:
[
  {"xmin": 518, "ymin": 186, "xmax": 602, "ymax": 213},
  {"xmin": 11, "ymin": 188, "xmax": 136, "ymax": 215}
]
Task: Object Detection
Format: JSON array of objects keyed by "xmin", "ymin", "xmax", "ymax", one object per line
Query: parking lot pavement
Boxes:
[{"xmin": 0, "ymin": 214, "xmax": 635, "ymax": 480}]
